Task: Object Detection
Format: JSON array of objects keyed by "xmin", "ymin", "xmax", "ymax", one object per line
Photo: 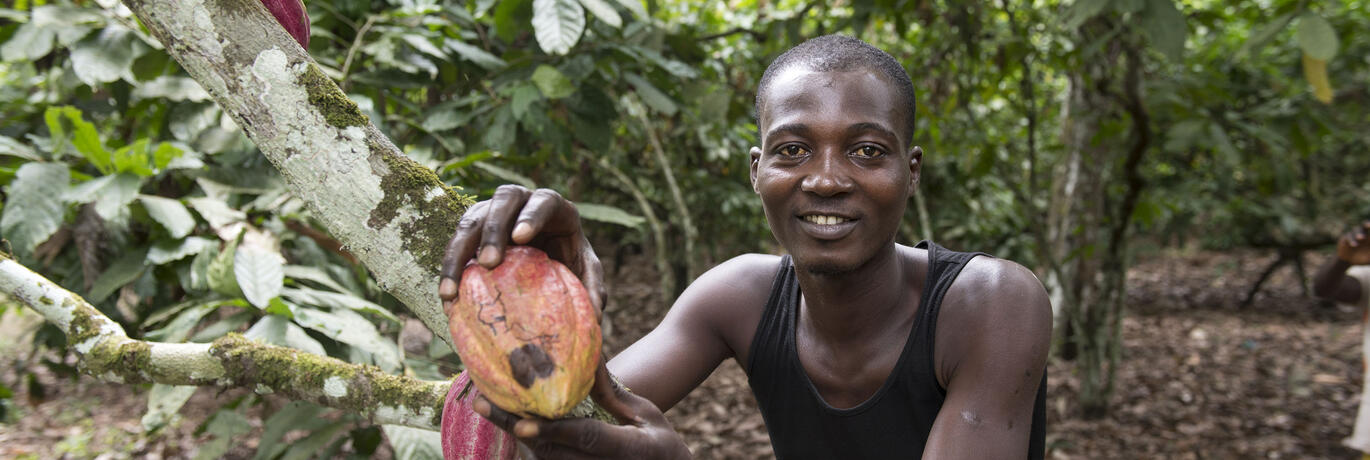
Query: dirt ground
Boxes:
[{"xmin": 1, "ymin": 246, "xmax": 1367, "ymax": 459}]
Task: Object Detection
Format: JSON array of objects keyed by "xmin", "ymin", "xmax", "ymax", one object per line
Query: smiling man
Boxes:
[{"xmin": 440, "ymin": 35, "xmax": 1051, "ymax": 459}]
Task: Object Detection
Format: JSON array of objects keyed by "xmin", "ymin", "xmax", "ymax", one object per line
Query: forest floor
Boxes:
[{"xmin": 0, "ymin": 246, "xmax": 1366, "ymax": 459}]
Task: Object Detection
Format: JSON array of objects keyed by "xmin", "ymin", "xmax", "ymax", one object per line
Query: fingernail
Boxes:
[
  {"xmin": 479, "ymin": 246, "xmax": 499, "ymax": 266},
  {"xmin": 473, "ymin": 399, "xmax": 490, "ymax": 416},
  {"xmin": 512, "ymin": 222, "xmax": 532, "ymax": 242},
  {"xmin": 439, "ymin": 278, "xmax": 457, "ymax": 298},
  {"xmin": 514, "ymin": 420, "xmax": 538, "ymax": 438}
]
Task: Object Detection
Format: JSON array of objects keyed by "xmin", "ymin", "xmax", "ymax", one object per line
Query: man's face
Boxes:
[{"xmin": 750, "ymin": 67, "xmax": 920, "ymax": 275}]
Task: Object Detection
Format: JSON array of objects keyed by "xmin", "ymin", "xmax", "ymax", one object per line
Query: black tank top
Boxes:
[{"xmin": 745, "ymin": 241, "xmax": 1046, "ymax": 459}]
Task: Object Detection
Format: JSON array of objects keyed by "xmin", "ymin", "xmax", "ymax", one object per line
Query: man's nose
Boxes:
[{"xmin": 799, "ymin": 151, "xmax": 854, "ymax": 197}]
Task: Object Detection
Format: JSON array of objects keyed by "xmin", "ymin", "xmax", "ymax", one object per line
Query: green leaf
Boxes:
[
  {"xmin": 188, "ymin": 245, "xmax": 217, "ymax": 292},
  {"xmin": 511, "ymin": 84, "xmax": 543, "ymax": 121},
  {"xmin": 613, "ymin": 0, "xmax": 647, "ymax": 19},
  {"xmin": 281, "ymin": 287, "xmax": 399, "ymax": 323},
  {"xmin": 139, "ymin": 195, "xmax": 196, "ymax": 239},
  {"xmin": 444, "ymin": 40, "xmax": 507, "ymax": 70},
  {"xmin": 93, "ymin": 173, "xmax": 142, "ymax": 220},
  {"xmin": 400, "ymin": 33, "xmax": 449, "ymax": 59},
  {"xmin": 532, "ymin": 0, "xmax": 585, "ymax": 55},
  {"xmin": 264, "ymin": 297, "xmax": 294, "ymax": 318},
  {"xmin": 45, "ymin": 106, "xmax": 111, "ymax": 173},
  {"xmin": 624, "ymin": 73, "xmax": 677, "ymax": 115},
  {"xmin": 531, "ymin": 65, "xmax": 575, "ymax": 99},
  {"xmin": 187, "ymin": 196, "xmax": 247, "ymax": 230},
  {"xmin": 153, "ymin": 143, "xmax": 184, "ymax": 170},
  {"xmin": 87, "ymin": 247, "xmax": 149, "ymax": 303},
  {"xmin": 70, "ymin": 25, "xmax": 142, "ymax": 86},
  {"xmin": 472, "ymin": 161, "xmax": 537, "ymax": 188},
  {"xmin": 1295, "ymin": 13, "xmax": 1338, "ymax": 60},
  {"xmin": 147, "ymin": 236, "xmax": 216, "ymax": 265},
  {"xmin": 1140, "ymin": 0, "xmax": 1185, "ymax": 61},
  {"xmin": 208, "ymin": 234, "xmax": 243, "ymax": 297},
  {"xmin": 234, "ymin": 246, "xmax": 285, "ymax": 309},
  {"xmin": 253, "ymin": 402, "xmax": 329, "ymax": 460},
  {"xmin": 0, "ymin": 163, "xmax": 69, "ymax": 257},
  {"xmin": 0, "ymin": 24, "xmax": 55, "ymax": 62},
  {"xmin": 113, "ymin": 139, "xmax": 155, "ymax": 176},
  {"xmin": 189, "ymin": 310, "xmax": 253, "ymax": 342},
  {"xmin": 1236, "ymin": 12, "xmax": 1295, "ymax": 61},
  {"xmin": 244, "ymin": 315, "xmax": 326, "ymax": 355},
  {"xmin": 278, "ymin": 422, "xmax": 349, "ymax": 460},
  {"xmin": 382, "ymin": 425, "xmax": 443, "ymax": 460},
  {"xmin": 579, "ymin": 0, "xmax": 621, "ymax": 27},
  {"xmin": 283, "ymin": 265, "xmax": 351, "ymax": 294},
  {"xmin": 293, "ymin": 307, "xmax": 402, "ymax": 372},
  {"xmin": 144, "ymin": 301, "xmax": 225, "ymax": 342},
  {"xmin": 142, "ymin": 384, "xmax": 197, "ymax": 432},
  {"xmin": 1065, "ymin": 0, "xmax": 1110, "ymax": 29},
  {"xmin": 0, "ymin": 135, "xmax": 41, "ymax": 161},
  {"xmin": 194, "ymin": 410, "xmax": 253, "ymax": 460},
  {"xmin": 576, "ymin": 202, "xmax": 645, "ymax": 228}
]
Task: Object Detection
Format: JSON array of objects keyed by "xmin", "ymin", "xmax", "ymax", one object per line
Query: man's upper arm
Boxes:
[
  {"xmin": 924, "ymin": 258, "xmax": 1052, "ymax": 459},
  {"xmin": 607, "ymin": 255, "xmax": 776, "ymax": 412}
]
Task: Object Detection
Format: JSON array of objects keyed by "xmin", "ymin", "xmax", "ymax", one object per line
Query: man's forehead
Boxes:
[{"xmin": 759, "ymin": 67, "xmax": 908, "ymax": 143}]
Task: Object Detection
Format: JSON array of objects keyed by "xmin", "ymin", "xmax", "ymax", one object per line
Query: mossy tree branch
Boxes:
[
  {"xmin": 0, "ymin": 256, "xmax": 450, "ymax": 430},
  {"xmin": 115, "ymin": 0, "xmax": 473, "ymax": 349}
]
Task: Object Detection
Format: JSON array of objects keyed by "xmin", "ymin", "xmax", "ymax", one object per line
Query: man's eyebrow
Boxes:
[
  {"xmin": 765, "ymin": 123, "xmax": 808, "ymax": 140},
  {"xmin": 846, "ymin": 122, "xmax": 898, "ymax": 141}
]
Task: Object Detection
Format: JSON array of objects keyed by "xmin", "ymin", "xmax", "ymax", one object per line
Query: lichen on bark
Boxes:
[
  {"xmin": 297, "ymin": 63, "xmax": 368, "ymax": 129},
  {"xmin": 367, "ymin": 141, "xmax": 474, "ymax": 272}
]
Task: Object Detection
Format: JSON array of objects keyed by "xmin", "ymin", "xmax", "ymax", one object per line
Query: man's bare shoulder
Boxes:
[
  {"xmin": 674, "ymin": 253, "xmax": 783, "ymax": 316},
  {"xmin": 934, "ymin": 255, "xmax": 1052, "ymax": 388}
]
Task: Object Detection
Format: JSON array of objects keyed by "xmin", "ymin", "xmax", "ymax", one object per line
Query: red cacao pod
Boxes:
[
  {"xmin": 447, "ymin": 246, "xmax": 601, "ymax": 419},
  {"xmin": 441, "ymin": 371, "xmax": 517, "ymax": 460},
  {"xmin": 260, "ymin": 0, "xmax": 310, "ymax": 49}
]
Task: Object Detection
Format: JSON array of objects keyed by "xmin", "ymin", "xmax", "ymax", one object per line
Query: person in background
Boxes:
[{"xmin": 1313, "ymin": 220, "xmax": 1370, "ymax": 457}]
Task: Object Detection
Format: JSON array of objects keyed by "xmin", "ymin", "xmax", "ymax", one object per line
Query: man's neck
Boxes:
[{"xmin": 794, "ymin": 243, "xmax": 917, "ymax": 343}]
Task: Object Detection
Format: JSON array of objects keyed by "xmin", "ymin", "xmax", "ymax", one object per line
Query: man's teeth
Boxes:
[{"xmin": 803, "ymin": 215, "xmax": 849, "ymax": 225}]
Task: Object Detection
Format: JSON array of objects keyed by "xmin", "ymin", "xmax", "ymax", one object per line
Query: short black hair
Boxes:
[{"xmin": 755, "ymin": 35, "xmax": 917, "ymax": 146}]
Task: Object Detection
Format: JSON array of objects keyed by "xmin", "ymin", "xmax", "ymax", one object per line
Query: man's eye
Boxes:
[
  {"xmin": 854, "ymin": 146, "xmax": 883, "ymax": 158},
  {"xmin": 778, "ymin": 145, "xmax": 808, "ymax": 156}
]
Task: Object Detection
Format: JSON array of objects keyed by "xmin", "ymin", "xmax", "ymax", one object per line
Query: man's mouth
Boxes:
[{"xmin": 801, "ymin": 215, "xmax": 852, "ymax": 225}]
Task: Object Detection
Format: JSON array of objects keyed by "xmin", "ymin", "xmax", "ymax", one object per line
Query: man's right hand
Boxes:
[
  {"xmin": 439, "ymin": 185, "xmax": 606, "ymax": 316},
  {"xmin": 1337, "ymin": 220, "xmax": 1370, "ymax": 266}
]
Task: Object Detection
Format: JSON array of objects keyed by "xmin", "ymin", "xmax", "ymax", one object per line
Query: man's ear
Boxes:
[
  {"xmin": 750, "ymin": 146, "xmax": 763, "ymax": 193},
  {"xmin": 908, "ymin": 146, "xmax": 923, "ymax": 192}
]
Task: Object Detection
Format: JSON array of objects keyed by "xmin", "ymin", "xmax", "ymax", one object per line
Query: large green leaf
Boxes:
[
  {"xmin": 141, "ymin": 384, "xmax": 197, "ymax": 432},
  {"xmin": 444, "ymin": 40, "xmax": 507, "ymax": 70},
  {"xmin": 532, "ymin": 0, "xmax": 585, "ymax": 55},
  {"xmin": 624, "ymin": 73, "xmax": 677, "ymax": 115},
  {"xmin": 1065, "ymin": 0, "xmax": 1111, "ymax": 29},
  {"xmin": 278, "ymin": 422, "xmax": 349, "ymax": 460},
  {"xmin": 234, "ymin": 246, "xmax": 285, "ymax": 309},
  {"xmin": 253, "ymin": 401, "xmax": 330, "ymax": 460},
  {"xmin": 144, "ymin": 300, "xmax": 229, "ymax": 343},
  {"xmin": 188, "ymin": 196, "xmax": 247, "ymax": 230},
  {"xmin": 281, "ymin": 287, "xmax": 399, "ymax": 323},
  {"xmin": 139, "ymin": 195, "xmax": 196, "ymax": 239},
  {"xmin": 531, "ymin": 65, "xmax": 575, "ymax": 99},
  {"xmin": 0, "ymin": 24, "xmax": 55, "ymax": 62},
  {"xmin": 0, "ymin": 163, "xmax": 69, "ymax": 257},
  {"xmin": 70, "ymin": 25, "xmax": 142, "ymax": 86},
  {"xmin": 1236, "ymin": 12, "xmax": 1296, "ymax": 61},
  {"xmin": 133, "ymin": 76, "xmax": 211, "ymax": 102},
  {"xmin": 579, "ymin": 0, "xmax": 621, "ymax": 28},
  {"xmin": 244, "ymin": 315, "xmax": 326, "ymax": 356},
  {"xmin": 194, "ymin": 410, "xmax": 253, "ymax": 460},
  {"xmin": 208, "ymin": 234, "xmax": 243, "ymax": 297},
  {"xmin": 382, "ymin": 425, "xmax": 443, "ymax": 460},
  {"xmin": 472, "ymin": 161, "xmax": 536, "ymax": 188},
  {"xmin": 292, "ymin": 307, "xmax": 401, "ymax": 372},
  {"xmin": 87, "ymin": 247, "xmax": 150, "ymax": 304},
  {"xmin": 147, "ymin": 236, "xmax": 216, "ymax": 265},
  {"xmin": 0, "ymin": 135, "xmax": 41, "ymax": 161},
  {"xmin": 45, "ymin": 106, "xmax": 110, "ymax": 173},
  {"xmin": 1295, "ymin": 13, "xmax": 1338, "ymax": 60},
  {"xmin": 283, "ymin": 265, "xmax": 351, "ymax": 294},
  {"xmin": 576, "ymin": 202, "xmax": 645, "ymax": 228},
  {"xmin": 1141, "ymin": 0, "xmax": 1185, "ymax": 61}
]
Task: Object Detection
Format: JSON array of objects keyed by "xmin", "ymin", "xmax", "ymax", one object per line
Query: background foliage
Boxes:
[{"xmin": 1, "ymin": 0, "xmax": 1368, "ymax": 456}]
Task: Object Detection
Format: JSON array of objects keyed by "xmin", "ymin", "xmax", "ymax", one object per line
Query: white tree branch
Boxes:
[{"xmin": 0, "ymin": 256, "xmax": 450, "ymax": 430}]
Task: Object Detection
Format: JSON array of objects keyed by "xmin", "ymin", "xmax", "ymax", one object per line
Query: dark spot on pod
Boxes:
[{"xmin": 508, "ymin": 343, "xmax": 556, "ymax": 389}]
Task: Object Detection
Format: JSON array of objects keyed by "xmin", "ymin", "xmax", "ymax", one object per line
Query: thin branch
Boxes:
[
  {"xmin": 635, "ymin": 109, "xmax": 699, "ymax": 283},
  {"xmin": 340, "ymin": 14, "xmax": 379, "ymax": 92},
  {"xmin": 0, "ymin": 255, "xmax": 449, "ymax": 430}
]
